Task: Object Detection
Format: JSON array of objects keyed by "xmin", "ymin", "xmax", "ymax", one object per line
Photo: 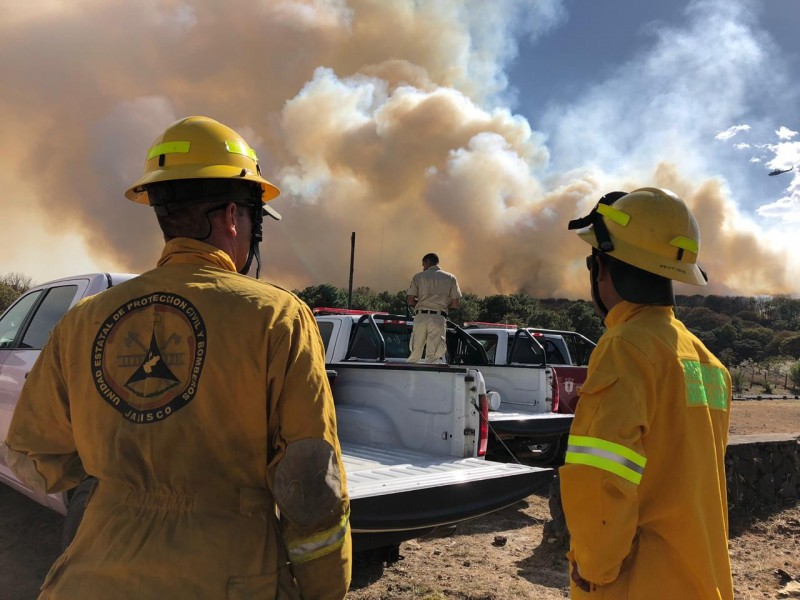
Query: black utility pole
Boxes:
[{"xmin": 348, "ymin": 232, "xmax": 355, "ymax": 309}]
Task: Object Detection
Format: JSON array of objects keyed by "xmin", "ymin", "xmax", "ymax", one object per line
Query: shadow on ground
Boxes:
[
  {"xmin": 0, "ymin": 485, "xmax": 63, "ymax": 600},
  {"xmin": 516, "ymin": 536, "xmax": 570, "ymax": 592}
]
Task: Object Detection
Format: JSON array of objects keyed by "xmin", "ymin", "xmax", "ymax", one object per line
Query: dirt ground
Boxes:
[
  {"xmin": 1, "ymin": 399, "xmax": 798, "ymax": 600},
  {"xmin": 347, "ymin": 399, "xmax": 800, "ymax": 600}
]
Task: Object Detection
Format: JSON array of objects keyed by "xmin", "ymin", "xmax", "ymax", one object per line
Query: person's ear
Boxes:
[{"xmin": 224, "ymin": 202, "xmax": 239, "ymax": 237}]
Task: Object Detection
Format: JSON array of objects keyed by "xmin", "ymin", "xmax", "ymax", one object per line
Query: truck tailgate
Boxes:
[
  {"xmin": 342, "ymin": 442, "xmax": 552, "ymax": 536},
  {"xmin": 487, "ymin": 411, "xmax": 574, "ymax": 437}
]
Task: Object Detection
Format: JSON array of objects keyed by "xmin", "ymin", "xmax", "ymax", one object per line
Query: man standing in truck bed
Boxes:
[
  {"xmin": 6, "ymin": 116, "xmax": 351, "ymax": 599},
  {"xmin": 406, "ymin": 253, "xmax": 462, "ymax": 363},
  {"xmin": 560, "ymin": 187, "xmax": 733, "ymax": 599}
]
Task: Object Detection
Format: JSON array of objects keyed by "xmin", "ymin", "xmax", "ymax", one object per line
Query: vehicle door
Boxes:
[{"xmin": 0, "ymin": 280, "xmax": 89, "ymax": 487}]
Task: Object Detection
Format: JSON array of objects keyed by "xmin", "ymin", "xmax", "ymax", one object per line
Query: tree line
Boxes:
[{"xmin": 293, "ymin": 284, "xmax": 800, "ymax": 366}]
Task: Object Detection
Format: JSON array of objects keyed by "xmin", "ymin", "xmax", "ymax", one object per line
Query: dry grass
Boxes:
[{"xmin": 729, "ymin": 506, "xmax": 800, "ymax": 599}]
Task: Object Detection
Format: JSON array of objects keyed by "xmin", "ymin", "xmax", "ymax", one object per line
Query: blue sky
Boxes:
[
  {"xmin": 1, "ymin": 0, "xmax": 798, "ymax": 298},
  {"xmin": 509, "ymin": 0, "xmax": 800, "ymax": 220}
]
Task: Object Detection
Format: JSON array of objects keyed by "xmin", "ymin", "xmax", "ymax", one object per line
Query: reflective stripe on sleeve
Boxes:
[
  {"xmin": 565, "ymin": 435, "xmax": 647, "ymax": 485},
  {"xmin": 286, "ymin": 511, "xmax": 349, "ymax": 565}
]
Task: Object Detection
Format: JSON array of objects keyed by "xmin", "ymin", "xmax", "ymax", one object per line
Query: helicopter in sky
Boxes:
[{"xmin": 768, "ymin": 165, "xmax": 794, "ymax": 176}]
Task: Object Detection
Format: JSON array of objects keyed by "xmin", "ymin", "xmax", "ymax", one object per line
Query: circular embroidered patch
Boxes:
[{"xmin": 91, "ymin": 293, "xmax": 207, "ymax": 424}]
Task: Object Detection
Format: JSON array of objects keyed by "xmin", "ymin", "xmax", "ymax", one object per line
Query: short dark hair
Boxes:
[
  {"xmin": 154, "ymin": 201, "xmax": 251, "ymax": 241},
  {"xmin": 422, "ymin": 253, "xmax": 439, "ymax": 265},
  {"xmin": 147, "ymin": 179, "xmax": 261, "ymax": 213},
  {"xmin": 148, "ymin": 179, "xmax": 259, "ymax": 240}
]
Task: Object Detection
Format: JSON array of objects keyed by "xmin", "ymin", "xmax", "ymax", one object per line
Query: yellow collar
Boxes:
[
  {"xmin": 157, "ymin": 238, "xmax": 237, "ymax": 272},
  {"xmin": 605, "ymin": 301, "xmax": 674, "ymax": 328}
]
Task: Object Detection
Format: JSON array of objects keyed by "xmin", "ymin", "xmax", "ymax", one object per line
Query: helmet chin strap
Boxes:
[
  {"xmin": 239, "ymin": 201, "xmax": 263, "ymax": 278},
  {"xmin": 590, "ymin": 250, "xmax": 610, "ymax": 318},
  {"xmin": 240, "ymin": 241, "xmax": 261, "ymax": 278}
]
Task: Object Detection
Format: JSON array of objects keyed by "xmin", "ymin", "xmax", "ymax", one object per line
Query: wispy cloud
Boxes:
[
  {"xmin": 716, "ymin": 124, "xmax": 751, "ymax": 141},
  {"xmin": 777, "ymin": 126, "xmax": 798, "ymax": 140},
  {"xmin": 733, "ymin": 142, "xmax": 751, "ymax": 150}
]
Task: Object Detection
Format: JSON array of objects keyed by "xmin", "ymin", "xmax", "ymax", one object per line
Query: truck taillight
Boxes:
[
  {"xmin": 551, "ymin": 370, "xmax": 560, "ymax": 413},
  {"xmin": 478, "ymin": 393, "xmax": 489, "ymax": 456}
]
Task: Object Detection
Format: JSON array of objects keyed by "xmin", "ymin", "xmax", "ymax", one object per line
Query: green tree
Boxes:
[
  {"xmin": 350, "ymin": 286, "xmax": 382, "ymax": 311},
  {"xmin": 765, "ymin": 331, "xmax": 797, "ymax": 357},
  {"xmin": 790, "ymin": 362, "xmax": 800, "ymax": 392},
  {"xmin": 711, "ymin": 323, "xmax": 738, "ymax": 351},
  {"xmin": 717, "ymin": 348, "xmax": 736, "ymax": 368},
  {"xmin": 452, "ymin": 293, "xmax": 481, "ymax": 324},
  {"xmin": 564, "ymin": 301, "xmax": 604, "ymax": 342},
  {"xmin": 777, "ymin": 333, "xmax": 800, "ymax": 359},
  {"xmin": 737, "ymin": 325, "xmax": 774, "ymax": 347},
  {"xmin": 376, "ymin": 290, "xmax": 409, "ymax": 315},
  {"xmin": 681, "ymin": 307, "xmax": 730, "ymax": 331},
  {"xmin": 295, "ymin": 284, "xmax": 346, "ymax": 309},
  {"xmin": 766, "ymin": 295, "xmax": 800, "ymax": 331},
  {"xmin": 0, "ymin": 272, "xmax": 34, "ymax": 313},
  {"xmin": 730, "ymin": 369, "xmax": 746, "ymax": 394},
  {"xmin": 479, "ymin": 294, "xmax": 527, "ymax": 324},
  {"xmin": 528, "ymin": 306, "xmax": 571, "ymax": 330},
  {"xmin": 731, "ymin": 339, "xmax": 761, "ymax": 363}
]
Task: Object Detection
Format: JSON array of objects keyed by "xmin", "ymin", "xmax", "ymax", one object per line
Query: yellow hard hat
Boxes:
[
  {"xmin": 125, "ymin": 116, "xmax": 281, "ymax": 218},
  {"xmin": 569, "ymin": 187, "xmax": 707, "ymax": 285}
]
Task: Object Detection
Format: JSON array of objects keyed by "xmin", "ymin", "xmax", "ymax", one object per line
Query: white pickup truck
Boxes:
[
  {"xmin": 463, "ymin": 324, "xmax": 595, "ymax": 415},
  {"xmin": 315, "ymin": 311, "xmax": 592, "ymax": 465},
  {"xmin": 0, "ymin": 274, "xmax": 552, "ymax": 553},
  {"xmin": 463, "ymin": 324, "xmax": 595, "ymax": 462}
]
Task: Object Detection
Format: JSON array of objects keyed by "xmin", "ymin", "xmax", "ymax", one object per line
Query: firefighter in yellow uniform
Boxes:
[
  {"xmin": 561, "ymin": 188, "xmax": 733, "ymax": 599},
  {"xmin": 5, "ymin": 116, "xmax": 351, "ymax": 599}
]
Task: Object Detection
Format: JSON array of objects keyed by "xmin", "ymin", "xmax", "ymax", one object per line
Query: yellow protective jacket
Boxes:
[
  {"xmin": 560, "ymin": 301, "xmax": 733, "ymax": 599},
  {"xmin": 6, "ymin": 238, "xmax": 351, "ymax": 599}
]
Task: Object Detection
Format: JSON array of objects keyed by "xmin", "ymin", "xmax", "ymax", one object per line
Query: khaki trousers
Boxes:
[{"xmin": 408, "ymin": 313, "xmax": 447, "ymax": 363}]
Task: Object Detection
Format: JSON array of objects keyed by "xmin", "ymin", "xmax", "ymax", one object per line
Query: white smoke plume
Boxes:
[{"xmin": 0, "ymin": 0, "xmax": 797, "ymax": 300}]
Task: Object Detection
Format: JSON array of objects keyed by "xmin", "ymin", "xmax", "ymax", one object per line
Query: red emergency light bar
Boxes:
[
  {"xmin": 462, "ymin": 321, "xmax": 520, "ymax": 330},
  {"xmin": 312, "ymin": 307, "xmax": 389, "ymax": 316}
]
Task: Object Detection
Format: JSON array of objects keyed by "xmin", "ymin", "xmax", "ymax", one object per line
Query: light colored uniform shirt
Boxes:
[{"xmin": 407, "ymin": 265, "xmax": 462, "ymax": 312}]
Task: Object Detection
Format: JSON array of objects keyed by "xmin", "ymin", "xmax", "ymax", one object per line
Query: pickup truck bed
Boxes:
[{"xmin": 344, "ymin": 442, "xmax": 551, "ymax": 549}]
